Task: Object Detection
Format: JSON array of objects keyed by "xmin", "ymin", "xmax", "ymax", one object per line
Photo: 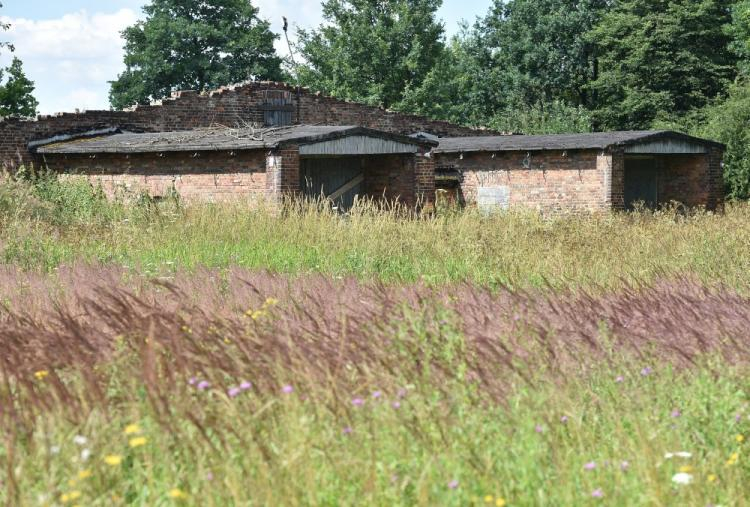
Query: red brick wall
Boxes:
[
  {"xmin": 657, "ymin": 154, "xmax": 710, "ymax": 208},
  {"xmin": 45, "ymin": 150, "xmax": 267, "ymax": 202},
  {"xmin": 2, "ymin": 81, "xmax": 485, "ymax": 171},
  {"xmin": 362, "ymin": 154, "xmax": 416, "ymax": 206},
  {"xmin": 435, "ymin": 149, "xmax": 608, "ymax": 213}
]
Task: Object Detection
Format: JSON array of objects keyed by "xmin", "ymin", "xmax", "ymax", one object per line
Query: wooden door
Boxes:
[
  {"xmin": 624, "ymin": 158, "xmax": 658, "ymax": 210},
  {"xmin": 300, "ymin": 157, "xmax": 364, "ymax": 210}
]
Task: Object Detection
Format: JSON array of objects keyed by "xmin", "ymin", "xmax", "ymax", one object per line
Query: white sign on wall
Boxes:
[{"xmin": 477, "ymin": 186, "xmax": 510, "ymax": 214}]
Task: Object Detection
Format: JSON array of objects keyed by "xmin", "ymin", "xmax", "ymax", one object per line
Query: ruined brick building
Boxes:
[{"xmin": 0, "ymin": 81, "xmax": 725, "ymax": 212}]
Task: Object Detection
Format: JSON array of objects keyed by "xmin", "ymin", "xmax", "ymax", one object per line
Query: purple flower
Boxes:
[
  {"xmin": 228, "ymin": 387, "xmax": 241, "ymax": 398},
  {"xmin": 392, "ymin": 401, "xmax": 401, "ymax": 409},
  {"xmin": 584, "ymin": 462, "xmax": 596, "ymax": 471},
  {"xmin": 561, "ymin": 415, "xmax": 569, "ymax": 424},
  {"xmin": 535, "ymin": 424, "xmax": 544, "ymax": 434},
  {"xmin": 343, "ymin": 426, "xmax": 353, "ymax": 435},
  {"xmin": 197, "ymin": 380, "xmax": 210, "ymax": 391},
  {"xmin": 372, "ymin": 391, "xmax": 382, "ymax": 399},
  {"xmin": 206, "ymin": 472, "xmax": 214, "ymax": 481},
  {"xmin": 591, "ymin": 489, "xmax": 604, "ymax": 498},
  {"xmin": 188, "ymin": 377, "xmax": 198, "ymax": 386},
  {"xmin": 397, "ymin": 388, "xmax": 408, "ymax": 398},
  {"xmin": 240, "ymin": 381, "xmax": 252, "ymax": 391},
  {"xmin": 447, "ymin": 479, "xmax": 459, "ymax": 490},
  {"xmin": 641, "ymin": 367, "xmax": 653, "ymax": 377},
  {"xmin": 282, "ymin": 385, "xmax": 293, "ymax": 394},
  {"xmin": 736, "ymin": 414, "xmax": 742, "ymax": 423},
  {"xmin": 620, "ymin": 461, "xmax": 629, "ymax": 471},
  {"xmin": 671, "ymin": 409, "xmax": 682, "ymax": 418},
  {"xmin": 615, "ymin": 376, "xmax": 625, "ymax": 383},
  {"xmin": 352, "ymin": 398, "xmax": 365, "ymax": 407}
]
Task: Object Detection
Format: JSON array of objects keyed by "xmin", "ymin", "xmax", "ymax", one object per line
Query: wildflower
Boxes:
[
  {"xmin": 129, "ymin": 436, "xmax": 148, "ymax": 448},
  {"xmin": 343, "ymin": 426, "xmax": 353, "ymax": 435},
  {"xmin": 228, "ymin": 387, "xmax": 241, "ymax": 398},
  {"xmin": 447, "ymin": 479, "xmax": 459, "ymax": 489},
  {"xmin": 679, "ymin": 465, "xmax": 693, "ymax": 473},
  {"xmin": 206, "ymin": 472, "xmax": 214, "ymax": 481},
  {"xmin": 672, "ymin": 472, "xmax": 694, "ymax": 485},
  {"xmin": 615, "ymin": 375, "xmax": 625, "ymax": 383},
  {"xmin": 641, "ymin": 367, "xmax": 653, "ymax": 377},
  {"xmin": 34, "ymin": 370, "xmax": 49, "ymax": 380},
  {"xmin": 104, "ymin": 455, "xmax": 122, "ymax": 466},
  {"xmin": 736, "ymin": 434, "xmax": 745, "ymax": 443},
  {"xmin": 736, "ymin": 414, "xmax": 742, "ymax": 423},
  {"xmin": 264, "ymin": 297, "xmax": 279, "ymax": 307},
  {"xmin": 392, "ymin": 401, "xmax": 401, "ymax": 409},
  {"xmin": 168, "ymin": 488, "xmax": 189, "ymax": 500},
  {"xmin": 77, "ymin": 469, "xmax": 92, "ymax": 480},
  {"xmin": 50, "ymin": 445, "xmax": 61, "ymax": 455},
  {"xmin": 352, "ymin": 398, "xmax": 365, "ymax": 407},
  {"xmin": 197, "ymin": 380, "xmax": 210, "ymax": 391},
  {"xmin": 239, "ymin": 381, "xmax": 252, "ymax": 391},
  {"xmin": 372, "ymin": 391, "xmax": 382, "ymax": 399},
  {"xmin": 80, "ymin": 449, "xmax": 91, "ymax": 461},
  {"xmin": 535, "ymin": 424, "xmax": 544, "ymax": 433},
  {"xmin": 726, "ymin": 452, "xmax": 739, "ymax": 466},
  {"xmin": 282, "ymin": 385, "xmax": 293, "ymax": 394},
  {"xmin": 124, "ymin": 424, "xmax": 141, "ymax": 435},
  {"xmin": 671, "ymin": 409, "xmax": 682, "ymax": 418},
  {"xmin": 60, "ymin": 491, "xmax": 82, "ymax": 503},
  {"xmin": 397, "ymin": 388, "xmax": 408, "ymax": 398},
  {"xmin": 188, "ymin": 377, "xmax": 198, "ymax": 386},
  {"xmin": 584, "ymin": 462, "xmax": 596, "ymax": 471},
  {"xmin": 591, "ymin": 489, "xmax": 604, "ymax": 498},
  {"xmin": 73, "ymin": 435, "xmax": 87, "ymax": 446},
  {"xmin": 664, "ymin": 452, "xmax": 692, "ymax": 459},
  {"xmin": 560, "ymin": 415, "xmax": 569, "ymax": 424},
  {"xmin": 707, "ymin": 474, "xmax": 718, "ymax": 483},
  {"xmin": 620, "ymin": 461, "xmax": 629, "ymax": 471},
  {"xmin": 484, "ymin": 495, "xmax": 494, "ymax": 503},
  {"xmin": 495, "ymin": 498, "xmax": 507, "ymax": 507}
]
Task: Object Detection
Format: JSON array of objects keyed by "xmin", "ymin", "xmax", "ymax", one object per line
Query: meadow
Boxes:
[{"xmin": 1, "ymin": 177, "xmax": 749, "ymax": 506}]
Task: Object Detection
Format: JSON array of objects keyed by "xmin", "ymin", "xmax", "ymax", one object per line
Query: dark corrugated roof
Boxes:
[
  {"xmin": 35, "ymin": 125, "xmax": 435, "ymax": 154},
  {"xmin": 432, "ymin": 131, "xmax": 724, "ymax": 153}
]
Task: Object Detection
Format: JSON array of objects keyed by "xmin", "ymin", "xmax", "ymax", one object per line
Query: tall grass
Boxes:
[
  {"xmin": 1, "ymin": 177, "xmax": 749, "ymax": 289},
  {"xmin": 0, "ymin": 267, "xmax": 748, "ymax": 505}
]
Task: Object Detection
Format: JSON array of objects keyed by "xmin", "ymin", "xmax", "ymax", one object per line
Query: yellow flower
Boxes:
[
  {"xmin": 496, "ymin": 499, "xmax": 507, "ymax": 507},
  {"xmin": 679, "ymin": 465, "xmax": 694, "ymax": 473},
  {"xmin": 77, "ymin": 469, "xmax": 92, "ymax": 480},
  {"xmin": 34, "ymin": 370, "xmax": 49, "ymax": 380},
  {"xmin": 484, "ymin": 496, "xmax": 494, "ymax": 503},
  {"xmin": 168, "ymin": 488, "xmax": 189, "ymax": 500},
  {"xmin": 264, "ymin": 297, "xmax": 279, "ymax": 307},
  {"xmin": 104, "ymin": 454, "xmax": 122, "ymax": 466},
  {"xmin": 707, "ymin": 474, "xmax": 718, "ymax": 483},
  {"xmin": 737, "ymin": 434, "xmax": 745, "ymax": 443},
  {"xmin": 124, "ymin": 423, "xmax": 141, "ymax": 435},
  {"xmin": 60, "ymin": 491, "xmax": 82, "ymax": 503},
  {"xmin": 129, "ymin": 436, "xmax": 148, "ymax": 448},
  {"xmin": 726, "ymin": 452, "xmax": 739, "ymax": 466}
]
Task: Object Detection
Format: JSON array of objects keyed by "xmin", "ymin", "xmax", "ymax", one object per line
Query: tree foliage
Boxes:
[
  {"xmin": 296, "ymin": 0, "xmax": 445, "ymax": 110},
  {"xmin": 589, "ymin": 0, "xmax": 737, "ymax": 130},
  {"xmin": 109, "ymin": 0, "xmax": 283, "ymax": 110},
  {"xmin": 0, "ymin": 57, "xmax": 38, "ymax": 119}
]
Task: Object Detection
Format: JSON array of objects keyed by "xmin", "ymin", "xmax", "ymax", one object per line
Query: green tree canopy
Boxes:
[
  {"xmin": 109, "ymin": 0, "xmax": 283, "ymax": 110},
  {"xmin": 0, "ymin": 57, "xmax": 38, "ymax": 119},
  {"xmin": 589, "ymin": 0, "xmax": 737, "ymax": 130},
  {"xmin": 296, "ymin": 0, "xmax": 445, "ymax": 110}
]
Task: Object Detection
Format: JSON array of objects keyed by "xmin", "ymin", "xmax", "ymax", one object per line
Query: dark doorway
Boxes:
[
  {"xmin": 624, "ymin": 157, "xmax": 658, "ymax": 210},
  {"xmin": 300, "ymin": 157, "xmax": 364, "ymax": 210}
]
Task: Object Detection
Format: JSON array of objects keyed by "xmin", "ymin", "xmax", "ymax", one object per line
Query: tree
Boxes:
[
  {"xmin": 729, "ymin": 0, "xmax": 750, "ymax": 74},
  {"xmin": 296, "ymin": 0, "xmax": 445, "ymax": 110},
  {"xmin": 0, "ymin": 57, "xmax": 38, "ymax": 119},
  {"xmin": 0, "ymin": 2, "xmax": 13, "ymax": 54},
  {"xmin": 589, "ymin": 0, "xmax": 737, "ymax": 130},
  {"xmin": 478, "ymin": 0, "xmax": 608, "ymax": 109},
  {"xmin": 109, "ymin": 0, "xmax": 283, "ymax": 110}
]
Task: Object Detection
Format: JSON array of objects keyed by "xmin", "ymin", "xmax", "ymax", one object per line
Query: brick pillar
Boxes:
[
  {"xmin": 266, "ymin": 144, "xmax": 300, "ymax": 201},
  {"xmin": 599, "ymin": 149, "xmax": 625, "ymax": 211},
  {"xmin": 414, "ymin": 147, "xmax": 436, "ymax": 210},
  {"xmin": 707, "ymin": 147, "xmax": 724, "ymax": 211}
]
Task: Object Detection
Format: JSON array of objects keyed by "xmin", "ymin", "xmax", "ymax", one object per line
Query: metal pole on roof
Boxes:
[{"xmin": 283, "ymin": 17, "xmax": 302, "ymax": 124}]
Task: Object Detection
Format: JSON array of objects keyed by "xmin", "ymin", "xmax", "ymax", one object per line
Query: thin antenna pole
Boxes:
[{"xmin": 282, "ymin": 16, "xmax": 302, "ymax": 124}]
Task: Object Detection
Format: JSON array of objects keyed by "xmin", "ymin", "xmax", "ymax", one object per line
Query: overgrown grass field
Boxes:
[{"xmin": 1, "ymin": 177, "xmax": 749, "ymax": 506}]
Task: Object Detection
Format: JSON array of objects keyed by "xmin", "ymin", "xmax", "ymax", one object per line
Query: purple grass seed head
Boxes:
[
  {"xmin": 343, "ymin": 426, "xmax": 353, "ymax": 435},
  {"xmin": 240, "ymin": 381, "xmax": 252, "ymax": 391},
  {"xmin": 561, "ymin": 415, "xmax": 569, "ymax": 424},
  {"xmin": 228, "ymin": 387, "xmax": 241, "ymax": 398},
  {"xmin": 197, "ymin": 380, "xmax": 210, "ymax": 391},
  {"xmin": 535, "ymin": 424, "xmax": 544, "ymax": 434},
  {"xmin": 352, "ymin": 398, "xmax": 365, "ymax": 407},
  {"xmin": 372, "ymin": 391, "xmax": 382, "ymax": 399},
  {"xmin": 282, "ymin": 385, "xmax": 293, "ymax": 394},
  {"xmin": 591, "ymin": 489, "xmax": 604, "ymax": 498},
  {"xmin": 188, "ymin": 377, "xmax": 198, "ymax": 386},
  {"xmin": 584, "ymin": 462, "xmax": 596, "ymax": 470},
  {"xmin": 641, "ymin": 367, "xmax": 653, "ymax": 377},
  {"xmin": 392, "ymin": 401, "xmax": 401, "ymax": 409},
  {"xmin": 615, "ymin": 376, "xmax": 625, "ymax": 383},
  {"xmin": 671, "ymin": 409, "xmax": 681, "ymax": 418},
  {"xmin": 448, "ymin": 480, "xmax": 459, "ymax": 490}
]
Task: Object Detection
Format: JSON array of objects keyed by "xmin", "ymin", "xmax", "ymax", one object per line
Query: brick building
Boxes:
[
  {"xmin": 432, "ymin": 131, "xmax": 725, "ymax": 212},
  {"xmin": 1, "ymin": 81, "xmax": 726, "ymax": 213}
]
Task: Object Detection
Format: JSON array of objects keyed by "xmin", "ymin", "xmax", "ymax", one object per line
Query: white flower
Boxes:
[
  {"xmin": 50, "ymin": 446, "xmax": 60, "ymax": 455},
  {"xmin": 672, "ymin": 472, "xmax": 694, "ymax": 485},
  {"xmin": 664, "ymin": 451, "xmax": 692, "ymax": 459},
  {"xmin": 80, "ymin": 448, "xmax": 91, "ymax": 462},
  {"xmin": 73, "ymin": 435, "xmax": 88, "ymax": 446}
]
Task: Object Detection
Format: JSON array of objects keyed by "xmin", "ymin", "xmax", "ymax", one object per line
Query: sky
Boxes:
[{"xmin": 0, "ymin": 0, "xmax": 489, "ymax": 115}]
